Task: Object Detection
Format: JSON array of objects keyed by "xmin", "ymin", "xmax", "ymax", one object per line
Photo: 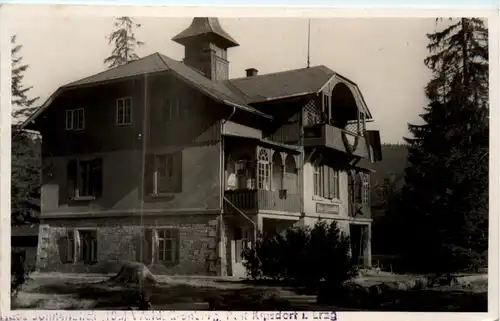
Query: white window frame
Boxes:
[
  {"xmin": 313, "ymin": 164, "xmax": 340, "ymax": 200},
  {"xmin": 313, "ymin": 164, "xmax": 323, "ymax": 197},
  {"xmin": 66, "ymin": 108, "xmax": 85, "ymax": 131},
  {"xmin": 155, "ymin": 228, "xmax": 178, "ymax": 263},
  {"xmin": 257, "ymin": 149, "xmax": 270, "ymax": 190},
  {"xmin": 361, "ymin": 173, "xmax": 370, "ymax": 205},
  {"xmin": 235, "ymin": 226, "xmax": 252, "ymax": 263},
  {"xmin": 116, "ymin": 97, "xmax": 132, "ymax": 126},
  {"xmin": 330, "ymin": 169, "xmax": 340, "ymax": 200},
  {"xmin": 78, "ymin": 229, "xmax": 98, "ymax": 264},
  {"xmin": 66, "ymin": 228, "xmax": 98, "ymax": 265},
  {"xmin": 153, "ymin": 154, "xmax": 175, "ymax": 195}
]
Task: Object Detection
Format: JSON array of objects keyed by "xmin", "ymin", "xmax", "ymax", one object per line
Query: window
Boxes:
[
  {"xmin": 349, "ymin": 170, "xmax": 365, "ymax": 204},
  {"xmin": 154, "ymin": 154, "xmax": 174, "ymax": 194},
  {"xmin": 157, "ymin": 229, "xmax": 178, "ymax": 263},
  {"xmin": 79, "ymin": 230, "xmax": 98, "ymax": 264},
  {"xmin": 141, "ymin": 228, "xmax": 180, "ymax": 265},
  {"xmin": 257, "ymin": 149, "xmax": 270, "ymax": 190},
  {"xmin": 67, "ymin": 158, "xmax": 103, "ymax": 200},
  {"xmin": 116, "ymin": 97, "xmax": 132, "ymax": 125},
  {"xmin": 65, "ymin": 229, "xmax": 98, "ymax": 264},
  {"xmin": 66, "ymin": 108, "xmax": 85, "ymax": 131},
  {"xmin": 361, "ymin": 173, "xmax": 370, "ymax": 205},
  {"xmin": 313, "ymin": 164, "xmax": 339, "ymax": 200},
  {"xmin": 161, "ymin": 100, "xmax": 182, "ymax": 122},
  {"xmin": 235, "ymin": 227, "xmax": 251, "ymax": 263},
  {"xmin": 145, "ymin": 152, "xmax": 182, "ymax": 195},
  {"xmin": 313, "ymin": 165, "xmax": 323, "ymax": 196}
]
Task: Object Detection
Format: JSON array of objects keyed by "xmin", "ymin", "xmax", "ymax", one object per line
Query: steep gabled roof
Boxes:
[
  {"xmin": 22, "ymin": 53, "xmax": 270, "ymax": 129},
  {"xmin": 223, "ymin": 65, "xmax": 373, "ymax": 118},
  {"xmin": 225, "ymin": 65, "xmax": 334, "ymax": 103}
]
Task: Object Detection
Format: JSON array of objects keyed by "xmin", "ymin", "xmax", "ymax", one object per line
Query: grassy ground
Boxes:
[{"xmin": 12, "ymin": 272, "xmax": 488, "ymax": 311}]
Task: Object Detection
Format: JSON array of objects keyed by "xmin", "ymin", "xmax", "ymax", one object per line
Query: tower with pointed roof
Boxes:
[{"xmin": 172, "ymin": 17, "xmax": 239, "ymax": 81}]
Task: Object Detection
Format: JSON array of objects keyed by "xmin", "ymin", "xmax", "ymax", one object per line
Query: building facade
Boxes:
[{"xmin": 23, "ymin": 17, "xmax": 382, "ymax": 277}]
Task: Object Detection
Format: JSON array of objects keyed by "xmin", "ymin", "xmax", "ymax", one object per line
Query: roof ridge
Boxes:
[
  {"xmin": 223, "ymin": 79, "xmax": 256, "ymax": 102},
  {"xmin": 229, "ymin": 64, "xmax": 330, "ymax": 81},
  {"xmin": 64, "ymin": 53, "xmax": 160, "ymax": 88}
]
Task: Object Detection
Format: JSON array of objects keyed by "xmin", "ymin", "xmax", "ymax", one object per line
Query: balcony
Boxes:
[
  {"xmin": 224, "ymin": 189, "xmax": 301, "ymax": 214},
  {"xmin": 303, "ymin": 123, "xmax": 369, "ymax": 159}
]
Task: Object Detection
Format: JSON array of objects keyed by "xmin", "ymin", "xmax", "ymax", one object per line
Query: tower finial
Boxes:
[{"xmin": 172, "ymin": 17, "xmax": 238, "ymax": 81}]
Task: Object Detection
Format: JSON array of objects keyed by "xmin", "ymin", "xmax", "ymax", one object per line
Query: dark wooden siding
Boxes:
[
  {"xmin": 146, "ymin": 74, "xmax": 223, "ymax": 148},
  {"xmin": 41, "ymin": 79, "xmax": 145, "ymax": 157},
  {"xmin": 259, "ymin": 98, "xmax": 306, "ymax": 145},
  {"xmin": 39, "ymin": 73, "xmax": 225, "ymax": 215}
]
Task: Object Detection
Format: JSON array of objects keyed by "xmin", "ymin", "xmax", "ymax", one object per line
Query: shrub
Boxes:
[
  {"xmin": 11, "ymin": 249, "xmax": 31, "ymax": 298},
  {"xmin": 243, "ymin": 220, "xmax": 357, "ymax": 291}
]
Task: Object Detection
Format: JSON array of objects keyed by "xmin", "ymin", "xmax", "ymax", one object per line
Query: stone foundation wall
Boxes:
[{"xmin": 36, "ymin": 214, "xmax": 223, "ymax": 275}]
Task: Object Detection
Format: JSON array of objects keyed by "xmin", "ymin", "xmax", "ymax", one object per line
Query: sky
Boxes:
[{"xmin": 7, "ymin": 13, "xmax": 438, "ymax": 143}]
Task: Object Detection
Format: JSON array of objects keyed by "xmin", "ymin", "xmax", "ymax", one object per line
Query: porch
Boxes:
[
  {"xmin": 224, "ymin": 189, "xmax": 301, "ymax": 213},
  {"xmin": 223, "ymin": 134, "xmax": 302, "ymax": 215}
]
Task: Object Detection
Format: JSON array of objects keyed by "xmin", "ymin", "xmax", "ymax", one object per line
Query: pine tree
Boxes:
[
  {"xmin": 11, "ymin": 35, "xmax": 39, "ymax": 120},
  {"xmin": 11, "ymin": 131, "xmax": 41, "ymax": 225},
  {"xmin": 10, "ymin": 35, "xmax": 41, "ymax": 225},
  {"xmin": 399, "ymin": 18, "xmax": 489, "ymax": 274},
  {"xmin": 104, "ymin": 17, "xmax": 144, "ymax": 69}
]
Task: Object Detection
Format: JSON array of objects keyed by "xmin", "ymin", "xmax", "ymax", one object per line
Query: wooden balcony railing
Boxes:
[
  {"xmin": 303, "ymin": 123, "xmax": 370, "ymax": 159},
  {"xmin": 224, "ymin": 189, "xmax": 301, "ymax": 213}
]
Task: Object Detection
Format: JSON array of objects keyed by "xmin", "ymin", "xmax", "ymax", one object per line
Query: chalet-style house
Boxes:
[{"xmin": 23, "ymin": 17, "xmax": 382, "ymax": 277}]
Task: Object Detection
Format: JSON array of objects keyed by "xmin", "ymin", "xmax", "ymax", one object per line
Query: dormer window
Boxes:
[
  {"xmin": 66, "ymin": 108, "xmax": 85, "ymax": 131},
  {"xmin": 116, "ymin": 97, "xmax": 132, "ymax": 126}
]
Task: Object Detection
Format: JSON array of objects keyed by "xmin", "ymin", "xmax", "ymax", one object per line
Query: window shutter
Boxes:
[
  {"xmin": 66, "ymin": 230, "xmax": 75, "ymax": 263},
  {"xmin": 354, "ymin": 172, "xmax": 362, "ymax": 203},
  {"xmin": 174, "ymin": 229, "xmax": 180, "ymax": 264},
  {"xmin": 174, "ymin": 151, "xmax": 183, "ymax": 193},
  {"xmin": 322, "ymin": 166, "xmax": 328, "ymax": 198},
  {"xmin": 144, "ymin": 154, "xmax": 155, "ymax": 196},
  {"xmin": 90, "ymin": 159, "xmax": 103, "ymax": 198},
  {"xmin": 328, "ymin": 167, "xmax": 335, "ymax": 199},
  {"xmin": 348, "ymin": 171, "xmax": 355, "ymax": 203},
  {"xmin": 67, "ymin": 159, "xmax": 77, "ymax": 199},
  {"xmin": 90, "ymin": 230, "xmax": 98, "ymax": 263}
]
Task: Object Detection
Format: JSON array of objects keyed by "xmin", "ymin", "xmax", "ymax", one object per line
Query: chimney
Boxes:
[{"xmin": 246, "ymin": 68, "xmax": 258, "ymax": 77}]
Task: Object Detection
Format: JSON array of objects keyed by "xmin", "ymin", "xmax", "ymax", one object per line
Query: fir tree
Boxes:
[
  {"xmin": 104, "ymin": 17, "xmax": 144, "ymax": 69},
  {"xmin": 11, "ymin": 131, "xmax": 41, "ymax": 226},
  {"xmin": 10, "ymin": 35, "xmax": 41, "ymax": 225},
  {"xmin": 11, "ymin": 35, "xmax": 39, "ymax": 120},
  {"xmin": 399, "ymin": 18, "xmax": 489, "ymax": 274}
]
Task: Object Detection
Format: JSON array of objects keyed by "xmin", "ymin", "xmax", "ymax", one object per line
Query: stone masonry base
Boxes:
[{"xmin": 36, "ymin": 214, "xmax": 223, "ymax": 276}]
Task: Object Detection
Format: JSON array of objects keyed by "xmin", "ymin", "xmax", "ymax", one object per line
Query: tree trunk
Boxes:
[{"xmin": 108, "ymin": 261, "xmax": 158, "ymax": 284}]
